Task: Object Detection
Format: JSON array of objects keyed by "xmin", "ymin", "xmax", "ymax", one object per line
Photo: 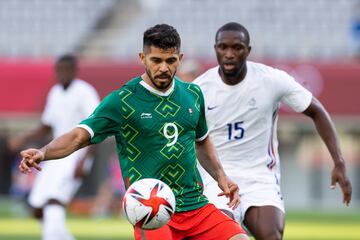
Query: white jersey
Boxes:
[
  {"xmin": 29, "ymin": 79, "xmax": 100, "ymax": 207},
  {"xmin": 41, "ymin": 79, "xmax": 99, "ymax": 137},
  {"xmin": 194, "ymin": 61, "xmax": 312, "ymax": 187}
]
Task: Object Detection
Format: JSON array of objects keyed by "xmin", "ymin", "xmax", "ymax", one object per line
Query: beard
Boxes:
[
  {"xmin": 146, "ymin": 68, "xmax": 176, "ymax": 90},
  {"xmin": 220, "ymin": 65, "xmax": 240, "ymax": 78}
]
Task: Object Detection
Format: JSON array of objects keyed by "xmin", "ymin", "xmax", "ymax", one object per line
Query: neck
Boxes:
[
  {"xmin": 141, "ymin": 73, "xmax": 152, "ymax": 85},
  {"xmin": 61, "ymin": 81, "xmax": 72, "ymax": 90}
]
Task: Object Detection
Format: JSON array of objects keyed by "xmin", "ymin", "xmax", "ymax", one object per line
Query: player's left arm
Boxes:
[
  {"xmin": 196, "ymin": 135, "xmax": 240, "ymax": 209},
  {"xmin": 302, "ymin": 97, "xmax": 352, "ymax": 205}
]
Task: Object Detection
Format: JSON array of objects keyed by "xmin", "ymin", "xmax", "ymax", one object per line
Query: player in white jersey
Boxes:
[
  {"xmin": 194, "ymin": 22, "xmax": 352, "ymax": 240},
  {"xmin": 9, "ymin": 54, "xmax": 100, "ymax": 240}
]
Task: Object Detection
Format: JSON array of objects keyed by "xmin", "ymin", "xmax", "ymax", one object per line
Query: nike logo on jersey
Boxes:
[{"xmin": 207, "ymin": 106, "xmax": 219, "ymax": 110}]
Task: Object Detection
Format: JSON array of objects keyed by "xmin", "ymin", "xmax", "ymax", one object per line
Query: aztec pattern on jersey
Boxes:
[{"xmin": 81, "ymin": 77, "xmax": 208, "ymax": 212}]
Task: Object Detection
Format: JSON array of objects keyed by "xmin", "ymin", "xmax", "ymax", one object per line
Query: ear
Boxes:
[
  {"xmin": 179, "ymin": 53, "xmax": 184, "ymax": 61},
  {"xmin": 247, "ymin": 46, "xmax": 252, "ymax": 56},
  {"xmin": 139, "ymin": 52, "xmax": 145, "ymax": 65}
]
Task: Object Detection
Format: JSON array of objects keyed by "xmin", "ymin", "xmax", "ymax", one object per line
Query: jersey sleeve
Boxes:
[
  {"xmin": 41, "ymin": 87, "xmax": 55, "ymax": 127},
  {"xmin": 78, "ymin": 91, "xmax": 122, "ymax": 144},
  {"xmin": 274, "ymin": 70, "xmax": 313, "ymax": 112},
  {"xmin": 82, "ymin": 85, "xmax": 100, "ymax": 117},
  {"xmin": 195, "ymin": 87, "xmax": 209, "ymax": 141}
]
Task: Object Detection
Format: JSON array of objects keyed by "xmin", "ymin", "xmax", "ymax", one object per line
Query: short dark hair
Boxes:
[
  {"xmin": 143, "ymin": 24, "xmax": 181, "ymax": 51},
  {"xmin": 215, "ymin": 22, "xmax": 250, "ymax": 45},
  {"xmin": 56, "ymin": 54, "xmax": 78, "ymax": 68}
]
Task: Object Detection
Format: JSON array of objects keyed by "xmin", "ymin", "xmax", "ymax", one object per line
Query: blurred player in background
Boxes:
[
  {"xmin": 18, "ymin": 24, "xmax": 249, "ymax": 240},
  {"xmin": 194, "ymin": 22, "xmax": 352, "ymax": 240},
  {"xmin": 91, "ymin": 153, "xmax": 125, "ymax": 218},
  {"xmin": 177, "ymin": 58, "xmax": 202, "ymax": 82},
  {"xmin": 9, "ymin": 54, "xmax": 100, "ymax": 240}
]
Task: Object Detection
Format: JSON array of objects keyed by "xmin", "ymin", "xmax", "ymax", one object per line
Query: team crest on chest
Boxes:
[{"xmin": 248, "ymin": 97, "xmax": 258, "ymax": 110}]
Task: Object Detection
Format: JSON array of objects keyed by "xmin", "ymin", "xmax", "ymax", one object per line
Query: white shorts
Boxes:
[
  {"xmin": 28, "ymin": 148, "xmax": 89, "ymax": 208},
  {"xmin": 203, "ymin": 178, "xmax": 285, "ymax": 223}
]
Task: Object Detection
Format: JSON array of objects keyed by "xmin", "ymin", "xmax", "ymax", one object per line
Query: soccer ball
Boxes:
[{"xmin": 123, "ymin": 178, "xmax": 176, "ymax": 229}]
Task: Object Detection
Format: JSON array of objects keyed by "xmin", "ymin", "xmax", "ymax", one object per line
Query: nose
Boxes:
[
  {"xmin": 224, "ymin": 49, "xmax": 235, "ymax": 59},
  {"xmin": 159, "ymin": 62, "xmax": 169, "ymax": 72}
]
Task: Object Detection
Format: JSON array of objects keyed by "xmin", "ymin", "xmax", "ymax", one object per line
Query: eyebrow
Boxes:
[{"xmin": 149, "ymin": 56, "xmax": 177, "ymax": 61}]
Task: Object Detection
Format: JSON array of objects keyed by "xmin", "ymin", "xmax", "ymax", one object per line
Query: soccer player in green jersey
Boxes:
[{"xmin": 18, "ymin": 24, "xmax": 249, "ymax": 240}]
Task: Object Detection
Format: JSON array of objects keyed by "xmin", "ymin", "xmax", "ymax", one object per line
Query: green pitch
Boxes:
[
  {"xmin": 0, "ymin": 212, "xmax": 359, "ymax": 240},
  {"xmin": 0, "ymin": 217, "xmax": 133, "ymax": 240}
]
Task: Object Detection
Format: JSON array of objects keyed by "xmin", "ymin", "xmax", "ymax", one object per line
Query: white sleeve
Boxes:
[
  {"xmin": 82, "ymin": 86, "xmax": 100, "ymax": 117},
  {"xmin": 40, "ymin": 88, "xmax": 55, "ymax": 126},
  {"xmin": 274, "ymin": 70, "xmax": 313, "ymax": 112}
]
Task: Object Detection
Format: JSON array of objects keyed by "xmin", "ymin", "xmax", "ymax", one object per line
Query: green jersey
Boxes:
[{"xmin": 80, "ymin": 77, "xmax": 209, "ymax": 212}]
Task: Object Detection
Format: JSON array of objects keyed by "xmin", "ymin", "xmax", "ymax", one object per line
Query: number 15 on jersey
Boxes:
[{"xmin": 227, "ymin": 121, "xmax": 244, "ymax": 140}]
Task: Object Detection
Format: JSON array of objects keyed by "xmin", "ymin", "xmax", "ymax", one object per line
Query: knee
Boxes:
[
  {"xmin": 258, "ymin": 228, "xmax": 283, "ymax": 240},
  {"xmin": 47, "ymin": 199, "xmax": 64, "ymax": 206}
]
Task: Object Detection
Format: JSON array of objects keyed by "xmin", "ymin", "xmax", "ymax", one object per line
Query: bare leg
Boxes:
[
  {"xmin": 32, "ymin": 207, "xmax": 43, "ymax": 220},
  {"xmin": 243, "ymin": 206, "xmax": 284, "ymax": 240}
]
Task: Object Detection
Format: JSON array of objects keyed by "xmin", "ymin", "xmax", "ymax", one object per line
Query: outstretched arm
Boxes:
[
  {"xmin": 302, "ymin": 97, "xmax": 352, "ymax": 205},
  {"xmin": 196, "ymin": 135, "xmax": 240, "ymax": 209},
  {"xmin": 19, "ymin": 127, "xmax": 91, "ymax": 174}
]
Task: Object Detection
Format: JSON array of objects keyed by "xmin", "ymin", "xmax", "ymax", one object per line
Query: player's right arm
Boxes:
[{"xmin": 19, "ymin": 127, "xmax": 90, "ymax": 174}]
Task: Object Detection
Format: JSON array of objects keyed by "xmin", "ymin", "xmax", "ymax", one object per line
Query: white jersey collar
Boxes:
[
  {"xmin": 140, "ymin": 79, "xmax": 175, "ymax": 97},
  {"xmin": 57, "ymin": 78, "xmax": 79, "ymax": 92}
]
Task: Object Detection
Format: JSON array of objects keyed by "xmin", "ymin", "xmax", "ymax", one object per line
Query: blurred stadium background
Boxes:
[{"xmin": 0, "ymin": 0, "xmax": 360, "ymax": 239}]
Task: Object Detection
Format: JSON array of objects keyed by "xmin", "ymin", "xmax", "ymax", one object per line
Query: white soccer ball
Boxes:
[{"xmin": 122, "ymin": 178, "xmax": 176, "ymax": 229}]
